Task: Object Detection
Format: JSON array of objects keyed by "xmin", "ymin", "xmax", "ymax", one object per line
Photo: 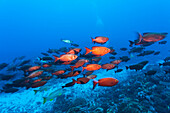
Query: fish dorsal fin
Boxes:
[{"xmin": 60, "ymin": 54, "xmax": 65, "ymax": 57}]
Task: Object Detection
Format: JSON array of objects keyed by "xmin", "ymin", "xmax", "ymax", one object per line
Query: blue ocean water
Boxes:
[{"xmin": 0, "ymin": 0, "xmax": 170, "ymax": 112}]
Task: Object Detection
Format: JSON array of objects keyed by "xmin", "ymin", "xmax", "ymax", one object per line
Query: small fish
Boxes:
[
  {"xmin": 144, "ymin": 70, "xmax": 157, "ymax": 75},
  {"xmin": 164, "ymin": 57, "xmax": 170, "ymax": 62},
  {"xmin": 85, "ymin": 46, "xmax": 110, "ymax": 56},
  {"xmin": 62, "ymin": 80, "xmax": 75, "ymax": 88},
  {"xmin": 52, "ymin": 70, "xmax": 65, "ymax": 76},
  {"xmin": 41, "ymin": 52, "xmax": 49, "ymax": 56},
  {"xmin": 43, "ymin": 88, "xmax": 66, "ymax": 104},
  {"xmin": 83, "ymin": 71, "xmax": 94, "ymax": 77},
  {"xmin": 115, "ymin": 69, "xmax": 123, "ymax": 73},
  {"xmin": 91, "ymin": 36, "xmax": 109, "ymax": 44},
  {"xmin": 154, "ymin": 51, "xmax": 160, "ymax": 55},
  {"xmin": 42, "ymin": 64, "xmax": 52, "ymax": 68},
  {"xmin": 71, "ymin": 43, "xmax": 79, "ymax": 47},
  {"xmin": 31, "ymin": 80, "xmax": 47, "ymax": 88},
  {"xmin": 63, "ymin": 71, "xmax": 81, "ymax": 78},
  {"xmin": 76, "ymin": 77, "xmax": 90, "ymax": 84},
  {"xmin": 61, "ymin": 39, "xmax": 73, "ymax": 44},
  {"xmin": 33, "ymin": 85, "xmax": 51, "ymax": 94},
  {"xmin": 92, "ymin": 57, "xmax": 101, "ymax": 62},
  {"xmin": 93, "ymin": 77, "xmax": 119, "ymax": 89},
  {"xmin": 70, "ymin": 59, "xmax": 89, "ymax": 71},
  {"xmin": 159, "ymin": 40, "xmax": 167, "ymax": 44},
  {"xmin": 111, "ymin": 60, "xmax": 122, "ymax": 65},
  {"xmin": 26, "ymin": 70, "xmax": 44, "ymax": 78},
  {"xmin": 159, "ymin": 61, "xmax": 170, "ymax": 66},
  {"xmin": 26, "ymin": 66, "xmax": 41, "ymax": 72},
  {"xmin": 87, "ymin": 75, "xmax": 97, "ymax": 79},
  {"xmin": 101, "ymin": 63, "xmax": 116, "ymax": 71},
  {"xmin": 53, "ymin": 54, "xmax": 78, "ymax": 62},
  {"xmin": 120, "ymin": 48, "xmax": 127, "ymax": 51},
  {"xmin": 82, "ymin": 64, "xmax": 101, "ymax": 72}
]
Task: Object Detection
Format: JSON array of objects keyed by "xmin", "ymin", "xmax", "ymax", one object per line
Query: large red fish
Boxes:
[
  {"xmin": 91, "ymin": 36, "xmax": 109, "ymax": 44},
  {"xmin": 53, "ymin": 54, "xmax": 78, "ymax": 62},
  {"xmin": 82, "ymin": 64, "xmax": 101, "ymax": 72},
  {"xmin": 93, "ymin": 77, "xmax": 119, "ymax": 89},
  {"xmin": 136, "ymin": 32, "xmax": 168, "ymax": 45},
  {"xmin": 85, "ymin": 46, "xmax": 110, "ymax": 56}
]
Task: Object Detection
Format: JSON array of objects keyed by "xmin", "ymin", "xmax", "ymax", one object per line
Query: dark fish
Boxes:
[
  {"xmin": 159, "ymin": 61, "xmax": 170, "ymax": 66},
  {"xmin": 110, "ymin": 51, "xmax": 117, "ymax": 55},
  {"xmin": 109, "ymin": 56, "xmax": 116, "ymax": 59},
  {"xmin": 126, "ymin": 64, "xmax": 144, "ymax": 71},
  {"xmin": 126, "ymin": 61, "xmax": 148, "ymax": 71},
  {"xmin": 120, "ymin": 56, "xmax": 130, "ymax": 62},
  {"xmin": 158, "ymin": 40, "xmax": 167, "ymax": 44},
  {"xmin": 137, "ymin": 50, "xmax": 155, "ymax": 56},
  {"xmin": 71, "ymin": 43, "xmax": 79, "ymax": 47},
  {"xmin": 18, "ymin": 56, "xmax": 26, "ymax": 60},
  {"xmin": 39, "ymin": 57, "xmax": 53, "ymax": 61},
  {"xmin": 18, "ymin": 65, "xmax": 32, "ymax": 71},
  {"xmin": 120, "ymin": 48, "xmax": 127, "ymax": 51},
  {"xmin": 115, "ymin": 69, "xmax": 123, "ymax": 73},
  {"xmin": 13, "ymin": 57, "xmax": 18, "ymax": 63},
  {"xmin": 1, "ymin": 74, "xmax": 14, "ymax": 80},
  {"xmin": 164, "ymin": 57, "xmax": 170, "ymax": 62},
  {"xmin": 2, "ymin": 87, "xmax": 19, "ymax": 93},
  {"xmin": 144, "ymin": 70, "xmax": 157, "ymax": 75},
  {"xmin": 0, "ymin": 63, "xmax": 8, "ymax": 70},
  {"xmin": 7, "ymin": 65, "xmax": 17, "ymax": 71},
  {"xmin": 19, "ymin": 60, "xmax": 31, "ymax": 66},
  {"xmin": 41, "ymin": 52, "xmax": 49, "ymax": 56},
  {"xmin": 62, "ymin": 80, "xmax": 75, "ymax": 88},
  {"xmin": 141, "ymin": 42, "xmax": 154, "ymax": 47},
  {"xmin": 128, "ymin": 47, "xmax": 145, "ymax": 53},
  {"xmin": 83, "ymin": 71, "xmax": 94, "ymax": 77},
  {"xmin": 154, "ymin": 51, "xmax": 160, "ymax": 55}
]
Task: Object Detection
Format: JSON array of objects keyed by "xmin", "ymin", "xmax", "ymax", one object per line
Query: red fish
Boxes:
[
  {"xmin": 70, "ymin": 59, "xmax": 89, "ymax": 71},
  {"xmin": 85, "ymin": 46, "xmax": 110, "ymax": 56},
  {"xmin": 101, "ymin": 63, "xmax": 116, "ymax": 71},
  {"xmin": 53, "ymin": 54, "xmax": 78, "ymax": 62},
  {"xmin": 92, "ymin": 57, "xmax": 101, "ymax": 62},
  {"xmin": 26, "ymin": 70, "xmax": 43, "ymax": 78},
  {"xmin": 63, "ymin": 71, "xmax": 81, "ymax": 78},
  {"xmin": 31, "ymin": 81, "xmax": 47, "ymax": 88},
  {"xmin": 91, "ymin": 36, "xmax": 109, "ymax": 44},
  {"xmin": 87, "ymin": 75, "xmax": 97, "ymax": 79},
  {"xmin": 42, "ymin": 64, "xmax": 52, "ymax": 68},
  {"xmin": 111, "ymin": 60, "xmax": 122, "ymax": 65},
  {"xmin": 136, "ymin": 32, "xmax": 168, "ymax": 44},
  {"xmin": 33, "ymin": 78, "xmax": 42, "ymax": 83},
  {"xmin": 74, "ymin": 77, "xmax": 90, "ymax": 84},
  {"xmin": 93, "ymin": 77, "xmax": 119, "ymax": 89},
  {"xmin": 83, "ymin": 71, "xmax": 94, "ymax": 77},
  {"xmin": 26, "ymin": 66, "xmax": 41, "ymax": 72},
  {"xmin": 82, "ymin": 64, "xmax": 101, "ymax": 72},
  {"xmin": 52, "ymin": 70, "xmax": 65, "ymax": 76}
]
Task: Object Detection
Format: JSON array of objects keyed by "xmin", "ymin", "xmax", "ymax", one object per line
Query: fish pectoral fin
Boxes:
[{"xmin": 43, "ymin": 97, "xmax": 47, "ymax": 104}]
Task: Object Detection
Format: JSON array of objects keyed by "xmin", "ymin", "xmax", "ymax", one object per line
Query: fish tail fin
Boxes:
[
  {"xmin": 125, "ymin": 66, "xmax": 129, "ymax": 70},
  {"xmin": 43, "ymin": 97, "xmax": 47, "ymax": 104},
  {"xmin": 85, "ymin": 47, "xmax": 91, "ymax": 55},
  {"xmin": 91, "ymin": 37, "xmax": 95, "ymax": 43},
  {"xmin": 129, "ymin": 40, "xmax": 134, "ymax": 47},
  {"xmin": 136, "ymin": 32, "xmax": 143, "ymax": 44},
  {"xmin": 93, "ymin": 80, "xmax": 98, "ymax": 89},
  {"xmin": 70, "ymin": 66, "xmax": 75, "ymax": 71},
  {"xmin": 82, "ymin": 66, "xmax": 85, "ymax": 72},
  {"xmin": 33, "ymin": 90, "xmax": 38, "ymax": 95},
  {"xmin": 53, "ymin": 55, "xmax": 59, "ymax": 62},
  {"xmin": 72, "ymin": 79, "xmax": 77, "ymax": 84}
]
